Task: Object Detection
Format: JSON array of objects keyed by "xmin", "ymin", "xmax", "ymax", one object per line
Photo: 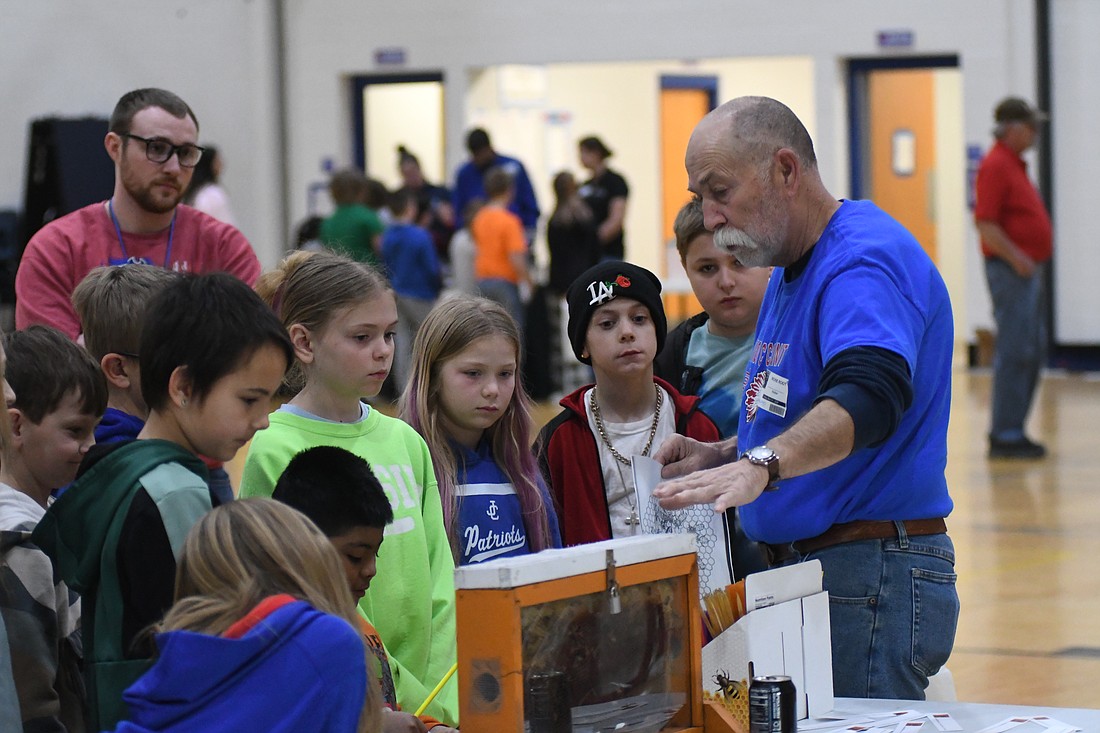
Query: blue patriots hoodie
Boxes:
[{"xmin": 111, "ymin": 596, "xmax": 367, "ymax": 732}]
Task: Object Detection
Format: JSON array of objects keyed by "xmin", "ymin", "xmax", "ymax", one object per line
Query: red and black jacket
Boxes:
[{"xmin": 535, "ymin": 376, "xmax": 720, "ymax": 546}]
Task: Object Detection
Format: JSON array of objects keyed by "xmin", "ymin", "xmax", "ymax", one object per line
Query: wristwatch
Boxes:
[{"xmin": 743, "ymin": 445, "xmax": 781, "ymax": 491}]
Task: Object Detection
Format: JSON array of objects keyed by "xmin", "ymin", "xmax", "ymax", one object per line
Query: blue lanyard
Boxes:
[{"xmin": 107, "ymin": 198, "xmax": 175, "ymax": 267}]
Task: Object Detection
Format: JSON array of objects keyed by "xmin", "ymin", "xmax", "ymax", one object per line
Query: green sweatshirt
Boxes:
[{"xmin": 240, "ymin": 408, "xmax": 459, "ymax": 725}]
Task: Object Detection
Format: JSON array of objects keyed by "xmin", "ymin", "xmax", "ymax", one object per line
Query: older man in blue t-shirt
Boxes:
[{"xmin": 655, "ymin": 96, "xmax": 958, "ymax": 702}]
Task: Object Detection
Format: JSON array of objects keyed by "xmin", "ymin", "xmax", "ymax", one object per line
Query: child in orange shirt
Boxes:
[{"xmin": 470, "ymin": 167, "xmax": 531, "ymax": 331}]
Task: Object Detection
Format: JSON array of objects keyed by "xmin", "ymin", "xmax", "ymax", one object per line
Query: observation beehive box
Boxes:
[{"xmin": 455, "ymin": 534, "xmax": 705, "ymax": 732}]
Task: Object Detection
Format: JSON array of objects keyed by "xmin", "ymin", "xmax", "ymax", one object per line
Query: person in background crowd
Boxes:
[
  {"xmin": 453, "ymin": 128, "xmax": 539, "ymax": 241},
  {"xmin": 547, "ymin": 171, "xmax": 599, "ymax": 295},
  {"xmin": 320, "ymin": 168, "xmax": 384, "ymax": 268},
  {"xmin": 397, "ymin": 145, "xmax": 455, "ymax": 263},
  {"xmin": 469, "ymin": 168, "xmax": 531, "ymax": 333},
  {"xmin": 182, "ymin": 144, "xmax": 236, "ymax": 225},
  {"xmin": 974, "ymin": 97, "xmax": 1052, "ymax": 459},
  {"xmin": 381, "ymin": 188, "xmax": 442, "ymax": 392},
  {"xmin": 364, "ymin": 178, "xmax": 392, "ymax": 228},
  {"xmin": 447, "ymin": 200, "xmax": 483, "ymax": 298},
  {"xmin": 578, "ymin": 135, "xmax": 629, "ymax": 261}
]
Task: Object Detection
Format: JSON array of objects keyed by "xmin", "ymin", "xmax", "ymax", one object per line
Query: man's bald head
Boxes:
[
  {"xmin": 686, "ymin": 96, "xmax": 837, "ymax": 268},
  {"xmin": 699, "ymin": 96, "xmax": 818, "ymax": 171}
]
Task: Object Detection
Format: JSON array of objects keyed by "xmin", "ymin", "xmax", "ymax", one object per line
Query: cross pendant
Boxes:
[{"xmin": 626, "ymin": 510, "xmax": 640, "ymax": 535}]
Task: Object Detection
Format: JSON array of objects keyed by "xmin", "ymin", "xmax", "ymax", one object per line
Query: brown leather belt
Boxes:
[{"xmin": 763, "ymin": 517, "xmax": 947, "ymax": 567}]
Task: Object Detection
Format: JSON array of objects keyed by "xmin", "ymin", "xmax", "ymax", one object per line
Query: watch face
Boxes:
[{"xmin": 747, "ymin": 446, "xmax": 775, "ymax": 462}]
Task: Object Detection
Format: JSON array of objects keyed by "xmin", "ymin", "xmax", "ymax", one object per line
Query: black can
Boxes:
[
  {"xmin": 526, "ymin": 671, "xmax": 571, "ymax": 733},
  {"xmin": 748, "ymin": 675, "xmax": 796, "ymax": 733}
]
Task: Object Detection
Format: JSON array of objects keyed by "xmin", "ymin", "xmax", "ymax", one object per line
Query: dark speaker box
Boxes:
[{"xmin": 21, "ymin": 116, "xmax": 114, "ymax": 246}]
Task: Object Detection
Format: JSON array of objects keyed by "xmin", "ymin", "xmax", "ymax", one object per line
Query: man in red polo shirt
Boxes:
[{"xmin": 974, "ymin": 97, "xmax": 1052, "ymax": 459}]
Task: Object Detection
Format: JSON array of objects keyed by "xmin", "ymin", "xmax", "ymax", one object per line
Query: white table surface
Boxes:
[{"xmin": 806, "ymin": 698, "xmax": 1100, "ymax": 730}]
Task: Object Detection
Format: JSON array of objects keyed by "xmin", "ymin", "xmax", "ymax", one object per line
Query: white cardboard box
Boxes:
[{"xmin": 700, "ymin": 560, "xmax": 834, "ymax": 719}]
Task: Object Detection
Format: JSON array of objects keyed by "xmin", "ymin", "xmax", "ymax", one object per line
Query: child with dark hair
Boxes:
[
  {"xmin": 273, "ymin": 446, "xmax": 457, "ymax": 733},
  {"xmin": 1, "ymin": 325, "xmax": 107, "ymax": 731},
  {"xmin": 3, "ymin": 326, "xmax": 107, "ymax": 457},
  {"xmin": 32, "ymin": 273, "xmax": 293, "ymax": 731},
  {"xmin": 538, "ymin": 262, "xmax": 753, "ymax": 593}
]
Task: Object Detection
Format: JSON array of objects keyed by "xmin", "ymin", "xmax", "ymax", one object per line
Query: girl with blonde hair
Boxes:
[
  {"xmin": 402, "ymin": 296, "xmax": 561, "ymax": 565},
  {"xmin": 242, "ymin": 249, "xmax": 459, "ymax": 726},
  {"xmin": 111, "ymin": 499, "xmax": 379, "ymax": 732}
]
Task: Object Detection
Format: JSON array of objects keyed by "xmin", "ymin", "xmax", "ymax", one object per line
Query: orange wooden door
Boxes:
[
  {"xmin": 660, "ymin": 87, "xmax": 711, "ymax": 245},
  {"xmin": 660, "ymin": 87, "xmax": 711, "ymax": 319},
  {"xmin": 867, "ymin": 69, "xmax": 937, "ymax": 261}
]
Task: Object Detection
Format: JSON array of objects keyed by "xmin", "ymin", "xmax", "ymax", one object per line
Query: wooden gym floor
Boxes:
[{"xmin": 942, "ymin": 369, "xmax": 1100, "ymax": 707}]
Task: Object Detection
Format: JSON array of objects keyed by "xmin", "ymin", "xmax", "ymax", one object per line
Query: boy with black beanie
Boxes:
[{"xmin": 539, "ymin": 262, "xmax": 751, "ymax": 591}]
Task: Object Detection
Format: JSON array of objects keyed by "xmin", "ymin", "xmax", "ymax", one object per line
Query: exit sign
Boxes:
[
  {"xmin": 878, "ymin": 30, "xmax": 915, "ymax": 48},
  {"xmin": 374, "ymin": 47, "xmax": 406, "ymax": 66}
]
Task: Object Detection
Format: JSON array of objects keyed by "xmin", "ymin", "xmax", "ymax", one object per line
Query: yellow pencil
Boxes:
[{"xmin": 414, "ymin": 662, "xmax": 458, "ymax": 717}]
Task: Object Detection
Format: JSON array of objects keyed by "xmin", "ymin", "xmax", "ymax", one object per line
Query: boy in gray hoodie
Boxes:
[{"xmin": 0, "ymin": 325, "xmax": 107, "ymax": 731}]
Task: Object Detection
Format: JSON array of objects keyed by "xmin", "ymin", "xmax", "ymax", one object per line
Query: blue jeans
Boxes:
[
  {"xmin": 779, "ymin": 529, "xmax": 959, "ymax": 699},
  {"xmin": 985, "ymin": 258, "xmax": 1047, "ymax": 441}
]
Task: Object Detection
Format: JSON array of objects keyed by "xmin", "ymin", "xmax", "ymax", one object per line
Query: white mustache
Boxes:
[
  {"xmin": 713, "ymin": 226, "xmax": 760, "ymax": 253},
  {"xmin": 713, "ymin": 226, "xmax": 774, "ymax": 268}
]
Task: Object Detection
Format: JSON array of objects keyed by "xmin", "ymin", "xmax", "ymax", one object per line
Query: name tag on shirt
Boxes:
[{"xmin": 759, "ymin": 371, "xmax": 789, "ymax": 418}]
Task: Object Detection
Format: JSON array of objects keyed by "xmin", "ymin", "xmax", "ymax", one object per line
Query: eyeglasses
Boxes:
[{"xmin": 120, "ymin": 133, "xmax": 205, "ymax": 168}]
